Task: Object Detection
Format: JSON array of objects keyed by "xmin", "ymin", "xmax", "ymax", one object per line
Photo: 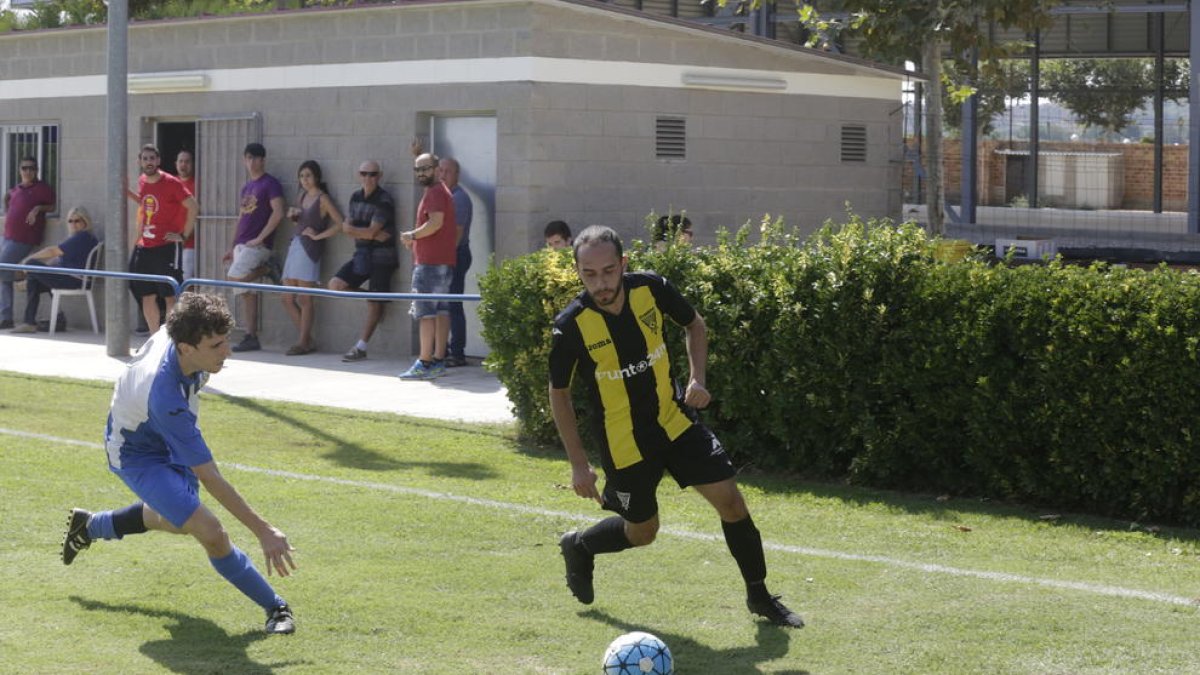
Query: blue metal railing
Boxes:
[{"xmin": 0, "ymin": 262, "xmax": 481, "ymax": 304}]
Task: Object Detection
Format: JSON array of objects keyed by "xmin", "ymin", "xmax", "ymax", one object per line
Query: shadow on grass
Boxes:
[
  {"xmin": 69, "ymin": 596, "xmax": 308, "ymax": 674},
  {"xmin": 582, "ymin": 608, "xmax": 808, "ymax": 674},
  {"xmin": 217, "ymin": 394, "xmax": 500, "ymax": 480},
  {"xmin": 734, "ymin": 468, "xmax": 1200, "ymax": 545}
]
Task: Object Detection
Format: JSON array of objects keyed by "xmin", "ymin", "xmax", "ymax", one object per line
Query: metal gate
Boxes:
[{"xmin": 195, "ymin": 113, "xmax": 261, "ymax": 325}]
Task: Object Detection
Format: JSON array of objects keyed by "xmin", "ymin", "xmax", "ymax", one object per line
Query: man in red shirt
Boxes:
[
  {"xmin": 127, "ymin": 144, "xmax": 198, "ymax": 331},
  {"xmin": 177, "ymin": 149, "xmax": 198, "ymax": 280},
  {"xmin": 397, "ymin": 153, "xmax": 457, "ymax": 380},
  {"xmin": 2, "ymin": 155, "xmax": 56, "ymax": 329}
]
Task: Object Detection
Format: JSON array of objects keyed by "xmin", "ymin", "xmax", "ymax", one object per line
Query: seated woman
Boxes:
[{"xmin": 12, "ymin": 206, "xmax": 99, "ymax": 334}]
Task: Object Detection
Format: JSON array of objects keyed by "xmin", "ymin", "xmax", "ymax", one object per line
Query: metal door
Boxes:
[
  {"xmin": 195, "ymin": 114, "xmax": 261, "ymax": 323},
  {"xmin": 431, "ymin": 115, "xmax": 497, "ymax": 358}
]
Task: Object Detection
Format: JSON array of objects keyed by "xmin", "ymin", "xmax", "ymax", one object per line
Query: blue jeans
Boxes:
[
  {"xmin": 0, "ymin": 238, "xmax": 36, "ymax": 323},
  {"xmin": 448, "ymin": 246, "xmax": 472, "ymax": 358}
]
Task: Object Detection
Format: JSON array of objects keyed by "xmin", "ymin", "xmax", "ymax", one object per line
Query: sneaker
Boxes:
[
  {"xmin": 134, "ymin": 314, "xmax": 150, "ymax": 336},
  {"xmin": 428, "ymin": 360, "xmax": 447, "ymax": 378},
  {"xmin": 0, "ymin": 319, "xmax": 12, "ymax": 330},
  {"xmin": 231, "ymin": 333, "xmax": 261, "ymax": 353},
  {"xmin": 445, "ymin": 354, "xmax": 468, "ymax": 368},
  {"xmin": 264, "ymin": 256, "xmax": 283, "ymax": 286},
  {"xmin": 559, "ymin": 531, "xmax": 595, "ymax": 605},
  {"xmin": 11, "ymin": 323, "xmax": 37, "ymax": 334},
  {"xmin": 747, "ymin": 594, "xmax": 805, "ymax": 628},
  {"xmin": 62, "ymin": 508, "xmax": 93, "ymax": 566},
  {"xmin": 342, "ymin": 347, "xmax": 367, "ymax": 363},
  {"xmin": 397, "ymin": 359, "xmax": 434, "ymax": 380},
  {"xmin": 265, "ymin": 603, "xmax": 295, "ymax": 635}
]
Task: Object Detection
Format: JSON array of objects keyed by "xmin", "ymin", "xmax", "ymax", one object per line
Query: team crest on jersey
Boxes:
[
  {"xmin": 615, "ymin": 491, "xmax": 632, "ymax": 511},
  {"xmin": 639, "ymin": 308, "xmax": 658, "ymax": 332}
]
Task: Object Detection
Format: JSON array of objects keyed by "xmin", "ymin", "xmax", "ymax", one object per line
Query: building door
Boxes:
[{"xmin": 430, "ymin": 115, "xmax": 497, "ymax": 358}]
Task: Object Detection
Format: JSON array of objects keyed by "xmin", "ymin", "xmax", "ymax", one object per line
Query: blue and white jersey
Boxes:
[{"xmin": 104, "ymin": 327, "xmax": 213, "ymax": 470}]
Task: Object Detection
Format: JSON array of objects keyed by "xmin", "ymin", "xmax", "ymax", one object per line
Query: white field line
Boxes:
[{"xmin": 3, "ymin": 427, "xmax": 1197, "ymax": 608}]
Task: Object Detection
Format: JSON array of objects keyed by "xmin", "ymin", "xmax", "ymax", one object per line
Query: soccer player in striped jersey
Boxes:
[
  {"xmin": 549, "ymin": 225, "xmax": 804, "ymax": 628},
  {"xmin": 60, "ymin": 292, "xmax": 297, "ymax": 635}
]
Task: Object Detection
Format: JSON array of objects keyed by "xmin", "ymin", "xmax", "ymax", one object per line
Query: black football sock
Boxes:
[
  {"xmin": 112, "ymin": 502, "xmax": 148, "ymax": 537},
  {"xmin": 578, "ymin": 516, "xmax": 632, "ymax": 555},
  {"xmin": 721, "ymin": 516, "xmax": 771, "ymax": 601}
]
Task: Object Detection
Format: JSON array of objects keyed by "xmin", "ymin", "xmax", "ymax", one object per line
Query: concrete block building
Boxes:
[{"xmin": 0, "ymin": 0, "xmax": 907, "ymax": 358}]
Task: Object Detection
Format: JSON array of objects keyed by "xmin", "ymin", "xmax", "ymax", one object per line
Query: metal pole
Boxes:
[
  {"xmin": 1189, "ymin": 1, "xmax": 1200, "ymax": 232},
  {"xmin": 1153, "ymin": 9, "xmax": 1165, "ymax": 214},
  {"xmin": 1028, "ymin": 30, "xmax": 1041, "ymax": 209},
  {"xmin": 961, "ymin": 45, "xmax": 979, "ymax": 226},
  {"xmin": 105, "ymin": 0, "xmax": 129, "ymax": 357}
]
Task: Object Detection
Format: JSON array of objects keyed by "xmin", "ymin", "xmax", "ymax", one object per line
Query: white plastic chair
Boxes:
[{"xmin": 50, "ymin": 241, "xmax": 103, "ymax": 336}]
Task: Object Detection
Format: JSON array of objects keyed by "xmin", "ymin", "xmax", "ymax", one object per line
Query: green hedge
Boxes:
[{"xmin": 479, "ymin": 215, "xmax": 1200, "ymax": 525}]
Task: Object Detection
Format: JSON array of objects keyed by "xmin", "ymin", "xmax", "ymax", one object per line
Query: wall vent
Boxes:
[
  {"xmin": 841, "ymin": 124, "xmax": 867, "ymax": 162},
  {"xmin": 656, "ymin": 117, "xmax": 686, "ymax": 160}
]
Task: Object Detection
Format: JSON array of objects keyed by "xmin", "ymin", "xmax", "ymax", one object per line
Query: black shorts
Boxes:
[
  {"xmin": 600, "ymin": 424, "xmax": 736, "ymax": 523},
  {"xmin": 334, "ymin": 246, "xmax": 398, "ymax": 299},
  {"xmin": 129, "ymin": 243, "xmax": 182, "ymax": 300}
]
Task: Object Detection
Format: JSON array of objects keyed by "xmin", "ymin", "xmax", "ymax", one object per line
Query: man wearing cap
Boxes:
[{"xmin": 224, "ymin": 142, "xmax": 285, "ymax": 353}]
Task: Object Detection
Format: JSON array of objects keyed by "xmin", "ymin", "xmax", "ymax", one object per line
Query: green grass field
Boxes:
[{"xmin": 1, "ymin": 371, "xmax": 1198, "ymax": 674}]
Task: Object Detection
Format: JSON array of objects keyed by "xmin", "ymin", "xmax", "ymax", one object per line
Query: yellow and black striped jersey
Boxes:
[{"xmin": 549, "ymin": 272, "xmax": 697, "ymax": 470}]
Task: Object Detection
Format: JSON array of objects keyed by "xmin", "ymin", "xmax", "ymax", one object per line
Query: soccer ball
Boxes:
[{"xmin": 601, "ymin": 631, "xmax": 673, "ymax": 674}]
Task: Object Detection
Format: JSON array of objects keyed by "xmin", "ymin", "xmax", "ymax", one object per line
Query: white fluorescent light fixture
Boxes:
[
  {"xmin": 681, "ymin": 72, "xmax": 787, "ymax": 91},
  {"xmin": 127, "ymin": 72, "xmax": 210, "ymax": 94}
]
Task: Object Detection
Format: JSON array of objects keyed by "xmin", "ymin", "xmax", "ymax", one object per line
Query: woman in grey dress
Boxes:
[{"xmin": 280, "ymin": 160, "xmax": 342, "ymax": 355}]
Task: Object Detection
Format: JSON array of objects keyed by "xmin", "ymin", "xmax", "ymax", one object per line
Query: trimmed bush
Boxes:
[{"xmin": 478, "ymin": 214, "xmax": 1200, "ymax": 525}]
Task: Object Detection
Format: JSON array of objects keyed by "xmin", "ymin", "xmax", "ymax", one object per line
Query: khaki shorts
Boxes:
[{"xmin": 226, "ymin": 244, "xmax": 272, "ymax": 293}]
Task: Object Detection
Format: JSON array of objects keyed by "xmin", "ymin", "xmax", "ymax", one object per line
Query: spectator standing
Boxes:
[
  {"xmin": 176, "ymin": 150, "xmax": 198, "ymax": 280},
  {"xmin": 439, "ymin": 157, "xmax": 473, "ymax": 367},
  {"xmin": 11, "ymin": 206, "xmax": 98, "ymax": 333},
  {"xmin": 127, "ymin": 144, "xmax": 197, "ymax": 332},
  {"xmin": 225, "ymin": 142, "xmax": 285, "ymax": 354},
  {"xmin": 330, "ymin": 160, "xmax": 398, "ymax": 363},
  {"xmin": 544, "ymin": 220, "xmax": 572, "ymax": 250},
  {"xmin": 1, "ymin": 155, "xmax": 57, "ymax": 329},
  {"xmin": 397, "ymin": 153, "xmax": 457, "ymax": 380},
  {"xmin": 280, "ymin": 160, "xmax": 342, "ymax": 356}
]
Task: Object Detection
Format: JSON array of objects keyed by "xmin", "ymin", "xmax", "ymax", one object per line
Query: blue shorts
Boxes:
[
  {"xmin": 113, "ymin": 463, "xmax": 201, "ymax": 529},
  {"xmin": 410, "ymin": 264, "xmax": 453, "ymax": 319}
]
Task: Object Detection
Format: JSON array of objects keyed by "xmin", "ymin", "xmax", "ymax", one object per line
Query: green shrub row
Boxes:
[{"xmin": 478, "ymin": 215, "xmax": 1200, "ymax": 525}]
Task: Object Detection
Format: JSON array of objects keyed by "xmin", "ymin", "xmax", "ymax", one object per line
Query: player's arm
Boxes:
[
  {"xmin": 192, "ymin": 461, "xmax": 297, "ymax": 577},
  {"xmin": 314, "ymin": 194, "xmax": 343, "ymax": 240},
  {"xmin": 681, "ymin": 311, "xmax": 711, "ymax": 409},
  {"xmin": 180, "ymin": 195, "xmax": 198, "ymax": 241},
  {"xmin": 549, "ymin": 384, "xmax": 601, "ymax": 504}
]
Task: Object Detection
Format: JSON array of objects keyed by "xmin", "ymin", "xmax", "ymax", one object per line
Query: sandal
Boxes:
[{"xmin": 285, "ymin": 343, "xmax": 315, "ymax": 356}]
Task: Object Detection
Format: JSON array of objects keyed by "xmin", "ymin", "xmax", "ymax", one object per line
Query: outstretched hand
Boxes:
[{"xmin": 259, "ymin": 526, "xmax": 297, "ymax": 577}]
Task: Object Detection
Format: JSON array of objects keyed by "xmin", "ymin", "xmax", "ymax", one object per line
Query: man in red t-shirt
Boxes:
[
  {"xmin": 397, "ymin": 153, "xmax": 457, "ymax": 380},
  {"xmin": 126, "ymin": 144, "xmax": 198, "ymax": 331},
  {"xmin": 1, "ymin": 155, "xmax": 56, "ymax": 328}
]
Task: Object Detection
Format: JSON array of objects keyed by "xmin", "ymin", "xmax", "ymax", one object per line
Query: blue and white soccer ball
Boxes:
[{"xmin": 601, "ymin": 631, "xmax": 673, "ymax": 675}]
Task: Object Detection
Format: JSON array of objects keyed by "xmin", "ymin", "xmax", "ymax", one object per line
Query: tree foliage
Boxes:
[
  {"xmin": 1040, "ymin": 58, "xmax": 1190, "ymax": 137},
  {"xmin": 942, "ymin": 58, "xmax": 1030, "ymax": 136}
]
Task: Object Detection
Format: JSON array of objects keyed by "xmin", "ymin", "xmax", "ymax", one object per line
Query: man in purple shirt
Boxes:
[
  {"xmin": 223, "ymin": 143, "xmax": 285, "ymax": 353},
  {"xmin": 2, "ymin": 155, "xmax": 56, "ymax": 329}
]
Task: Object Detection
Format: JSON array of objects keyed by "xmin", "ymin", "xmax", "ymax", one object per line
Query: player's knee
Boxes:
[
  {"xmin": 625, "ymin": 520, "xmax": 658, "ymax": 547},
  {"xmin": 193, "ymin": 524, "xmax": 231, "ymax": 557}
]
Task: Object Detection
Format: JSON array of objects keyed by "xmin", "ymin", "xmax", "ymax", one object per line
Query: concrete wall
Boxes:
[{"xmin": 0, "ymin": 0, "xmax": 904, "ymax": 356}]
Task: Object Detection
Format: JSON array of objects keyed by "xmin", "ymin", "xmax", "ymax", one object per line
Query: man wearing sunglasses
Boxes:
[
  {"xmin": 2, "ymin": 156, "xmax": 57, "ymax": 329},
  {"xmin": 330, "ymin": 160, "xmax": 398, "ymax": 363}
]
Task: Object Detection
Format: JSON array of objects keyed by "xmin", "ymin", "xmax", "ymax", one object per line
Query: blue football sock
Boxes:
[
  {"xmin": 210, "ymin": 546, "xmax": 284, "ymax": 612},
  {"xmin": 86, "ymin": 511, "xmax": 118, "ymax": 540}
]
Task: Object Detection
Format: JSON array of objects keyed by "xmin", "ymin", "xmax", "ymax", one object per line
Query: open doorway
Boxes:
[{"xmin": 156, "ymin": 121, "xmax": 196, "ymax": 178}]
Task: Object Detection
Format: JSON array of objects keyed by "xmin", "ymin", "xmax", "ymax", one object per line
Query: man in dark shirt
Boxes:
[{"xmin": 330, "ymin": 160, "xmax": 398, "ymax": 363}]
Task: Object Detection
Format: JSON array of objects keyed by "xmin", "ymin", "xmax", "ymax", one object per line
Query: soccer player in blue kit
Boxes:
[
  {"xmin": 549, "ymin": 225, "xmax": 804, "ymax": 628},
  {"xmin": 61, "ymin": 292, "xmax": 297, "ymax": 634}
]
